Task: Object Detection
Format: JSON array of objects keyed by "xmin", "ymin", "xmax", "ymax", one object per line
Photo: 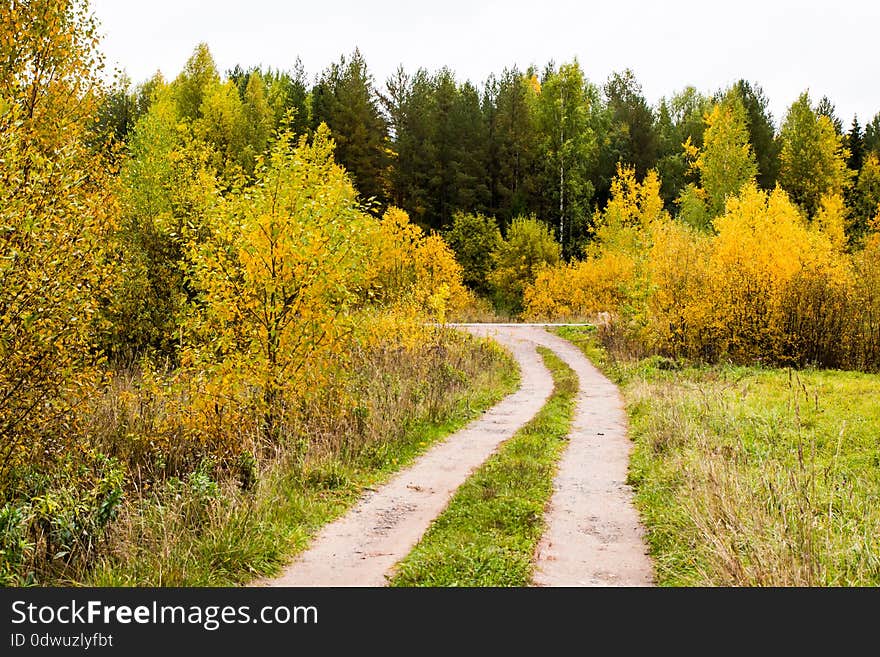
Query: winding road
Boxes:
[{"xmin": 255, "ymin": 324, "xmax": 653, "ymax": 587}]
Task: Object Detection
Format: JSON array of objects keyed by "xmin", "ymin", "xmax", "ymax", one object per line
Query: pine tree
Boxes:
[
  {"xmin": 484, "ymin": 68, "xmax": 540, "ymax": 225},
  {"xmin": 429, "ymin": 69, "xmax": 462, "ymax": 228},
  {"xmin": 311, "ymin": 50, "xmax": 390, "ymax": 209},
  {"xmin": 450, "ymin": 81, "xmax": 490, "ymax": 216},
  {"xmin": 386, "ymin": 68, "xmax": 435, "ymax": 227},
  {"xmin": 865, "ymin": 113, "xmax": 880, "ymax": 156},
  {"xmin": 816, "ymin": 95, "xmax": 844, "ymax": 134},
  {"xmin": 655, "ymin": 86, "xmax": 710, "ymax": 207},
  {"xmin": 385, "ymin": 68, "xmax": 490, "ymax": 230},
  {"xmin": 603, "ymin": 69, "xmax": 658, "ymax": 178},
  {"xmin": 263, "ymin": 60, "xmax": 310, "ymax": 137},
  {"xmin": 850, "ymin": 154, "xmax": 880, "ymax": 240}
]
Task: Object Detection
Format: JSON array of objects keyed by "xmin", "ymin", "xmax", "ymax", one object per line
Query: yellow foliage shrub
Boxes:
[
  {"xmin": 642, "ymin": 184, "xmax": 855, "ymax": 365},
  {"xmin": 364, "ymin": 207, "xmax": 469, "ymax": 321},
  {"xmin": 644, "ymin": 217, "xmax": 711, "ymax": 356},
  {"xmin": 188, "ymin": 125, "xmax": 371, "ymax": 442},
  {"xmin": 647, "ymin": 184, "xmax": 852, "ymax": 363},
  {"xmin": 849, "ymin": 225, "xmax": 880, "ymax": 368},
  {"xmin": 813, "ymin": 193, "xmax": 848, "ymax": 252},
  {"xmin": 699, "ymin": 185, "xmax": 813, "ymax": 359},
  {"xmin": 601, "ymin": 164, "xmax": 666, "ymax": 236},
  {"xmin": 530, "ymin": 169, "xmax": 872, "ymax": 369},
  {"xmin": 524, "ymin": 165, "xmax": 661, "ymax": 322},
  {"xmin": 524, "ymin": 251, "xmax": 636, "ymax": 321}
]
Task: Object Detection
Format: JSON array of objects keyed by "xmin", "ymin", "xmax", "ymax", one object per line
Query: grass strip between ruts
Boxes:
[{"xmin": 390, "ymin": 347, "xmax": 577, "ymax": 586}]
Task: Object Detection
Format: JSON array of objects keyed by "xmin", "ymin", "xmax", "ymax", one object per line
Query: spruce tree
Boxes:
[
  {"xmin": 312, "ymin": 50, "xmax": 389, "ymax": 209},
  {"xmin": 485, "ymin": 68, "xmax": 540, "ymax": 225},
  {"xmin": 603, "ymin": 69, "xmax": 658, "ymax": 179},
  {"xmin": 847, "ymin": 116, "xmax": 865, "ymax": 171},
  {"xmin": 865, "ymin": 113, "xmax": 880, "ymax": 156}
]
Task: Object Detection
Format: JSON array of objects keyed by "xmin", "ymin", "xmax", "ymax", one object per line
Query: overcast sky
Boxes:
[{"xmin": 90, "ymin": 0, "xmax": 879, "ymax": 128}]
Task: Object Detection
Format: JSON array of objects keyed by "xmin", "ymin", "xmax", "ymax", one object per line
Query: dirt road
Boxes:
[{"xmin": 256, "ymin": 324, "xmax": 653, "ymax": 587}]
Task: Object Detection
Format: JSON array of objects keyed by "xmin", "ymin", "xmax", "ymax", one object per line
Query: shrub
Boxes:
[
  {"xmin": 364, "ymin": 207, "xmax": 469, "ymax": 322},
  {"xmin": 0, "ymin": 454, "xmax": 125, "ymax": 585},
  {"xmin": 524, "ymin": 251, "xmax": 636, "ymax": 321},
  {"xmin": 490, "ymin": 215, "xmax": 561, "ymax": 314},
  {"xmin": 523, "ymin": 165, "xmax": 663, "ymax": 323},
  {"xmin": 444, "ymin": 212, "xmax": 502, "ymax": 294}
]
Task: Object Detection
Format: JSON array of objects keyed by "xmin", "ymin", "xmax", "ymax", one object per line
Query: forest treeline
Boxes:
[
  {"xmin": 97, "ymin": 35, "xmax": 880, "ymax": 353},
  {"xmin": 100, "ymin": 42, "xmax": 880, "ymax": 259}
]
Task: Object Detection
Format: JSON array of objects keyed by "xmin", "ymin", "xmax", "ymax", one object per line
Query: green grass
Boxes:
[
  {"xmin": 82, "ymin": 335, "xmax": 520, "ymax": 586},
  {"xmin": 389, "ymin": 348, "xmax": 577, "ymax": 587},
  {"xmin": 555, "ymin": 325, "xmax": 880, "ymax": 586}
]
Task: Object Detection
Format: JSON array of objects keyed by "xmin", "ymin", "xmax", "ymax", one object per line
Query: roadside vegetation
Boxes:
[
  {"xmin": 84, "ymin": 336, "xmax": 517, "ymax": 585},
  {"xmin": 391, "ymin": 348, "xmax": 576, "ymax": 586},
  {"xmin": 557, "ymin": 326, "xmax": 880, "ymax": 586}
]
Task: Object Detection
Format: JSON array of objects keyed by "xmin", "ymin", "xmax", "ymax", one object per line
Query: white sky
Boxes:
[{"xmin": 90, "ymin": 0, "xmax": 880, "ymax": 128}]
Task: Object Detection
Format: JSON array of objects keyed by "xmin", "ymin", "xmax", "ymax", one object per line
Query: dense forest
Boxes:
[
  {"xmin": 3, "ymin": 0, "xmax": 880, "ymax": 585},
  {"xmin": 98, "ymin": 46, "xmax": 880, "ymax": 256}
]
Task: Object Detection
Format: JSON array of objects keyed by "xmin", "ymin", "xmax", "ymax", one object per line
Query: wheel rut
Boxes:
[{"xmin": 255, "ymin": 327, "xmax": 552, "ymax": 586}]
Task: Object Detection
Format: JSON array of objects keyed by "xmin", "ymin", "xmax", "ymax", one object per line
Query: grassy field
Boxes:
[
  {"xmin": 75, "ymin": 331, "xmax": 520, "ymax": 586},
  {"xmin": 390, "ymin": 348, "xmax": 576, "ymax": 586},
  {"xmin": 556, "ymin": 325, "xmax": 880, "ymax": 586}
]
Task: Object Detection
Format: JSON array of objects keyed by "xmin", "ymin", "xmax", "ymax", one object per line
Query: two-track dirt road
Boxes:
[{"xmin": 255, "ymin": 324, "xmax": 653, "ymax": 587}]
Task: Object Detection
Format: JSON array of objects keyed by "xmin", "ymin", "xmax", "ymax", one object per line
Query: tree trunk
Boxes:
[{"xmin": 559, "ymin": 160, "xmax": 565, "ymax": 250}]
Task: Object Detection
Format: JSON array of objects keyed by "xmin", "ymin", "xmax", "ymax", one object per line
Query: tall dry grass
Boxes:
[
  {"xmin": 626, "ymin": 367, "xmax": 880, "ymax": 586},
  {"xmin": 0, "ymin": 329, "xmax": 516, "ymax": 585}
]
